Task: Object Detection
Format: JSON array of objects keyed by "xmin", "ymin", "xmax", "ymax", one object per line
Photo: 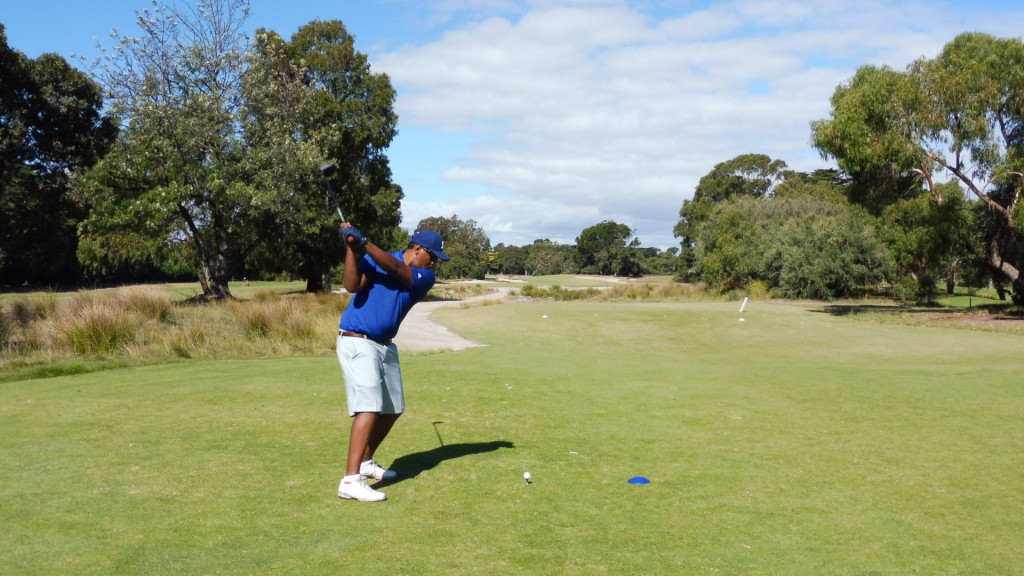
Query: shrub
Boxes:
[
  {"xmin": 517, "ymin": 284, "xmax": 599, "ymax": 301},
  {"xmin": 747, "ymin": 280, "xmax": 770, "ymax": 299}
]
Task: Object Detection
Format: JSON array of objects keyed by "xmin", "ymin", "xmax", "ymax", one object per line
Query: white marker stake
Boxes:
[{"xmin": 739, "ymin": 297, "xmax": 748, "ymax": 313}]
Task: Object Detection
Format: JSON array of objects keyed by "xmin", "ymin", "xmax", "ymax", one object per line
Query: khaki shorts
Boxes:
[{"xmin": 337, "ymin": 334, "xmax": 404, "ymax": 417}]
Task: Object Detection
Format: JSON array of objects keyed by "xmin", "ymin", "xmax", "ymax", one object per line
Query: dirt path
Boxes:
[{"xmin": 393, "ymin": 288, "xmax": 513, "ymax": 352}]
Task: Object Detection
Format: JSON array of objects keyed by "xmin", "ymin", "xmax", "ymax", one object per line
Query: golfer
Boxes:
[{"xmin": 335, "ymin": 222, "xmax": 449, "ymax": 502}]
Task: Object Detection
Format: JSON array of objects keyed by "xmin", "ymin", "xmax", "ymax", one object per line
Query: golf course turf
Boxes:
[{"xmin": 2, "ymin": 299, "xmax": 1022, "ymax": 574}]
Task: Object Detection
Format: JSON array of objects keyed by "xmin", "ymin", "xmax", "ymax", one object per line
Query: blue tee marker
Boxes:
[{"xmin": 628, "ymin": 476, "xmax": 651, "ymax": 484}]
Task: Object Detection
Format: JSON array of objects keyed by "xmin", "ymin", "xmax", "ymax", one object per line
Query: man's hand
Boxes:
[{"xmin": 340, "ymin": 224, "xmax": 368, "ymax": 248}]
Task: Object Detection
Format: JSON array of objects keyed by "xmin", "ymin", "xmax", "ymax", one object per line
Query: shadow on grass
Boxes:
[
  {"xmin": 375, "ymin": 440, "xmax": 515, "ymax": 488},
  {"xmin": 815, "ymin": 302, "xmax": 1020, "ymax": 317},
  {"xmin": 815, "ymin": 304, "xmax": 913, "ymax": 316}
]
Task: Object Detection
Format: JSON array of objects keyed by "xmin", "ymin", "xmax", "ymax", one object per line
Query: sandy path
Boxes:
[{"xmin": 392, "ymin": 288, "xmax": 513, "ymax": 352}]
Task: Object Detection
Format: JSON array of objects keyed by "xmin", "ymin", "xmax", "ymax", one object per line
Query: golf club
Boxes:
[
  {"xmin": 319, "ymin": 162, "xmax": 346, "ymax": 222},
  {"xmin": 319, "ymin": 162, "xmax": 356, "ymax": 244}
]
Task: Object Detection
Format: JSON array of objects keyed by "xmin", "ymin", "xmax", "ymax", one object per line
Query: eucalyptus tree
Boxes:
[{"xmin": 812, "ymin": 33, "xmax": 1024, "ymax": 302}]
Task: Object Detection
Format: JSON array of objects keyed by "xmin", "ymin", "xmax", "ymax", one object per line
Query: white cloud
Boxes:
[{"xmin": 380, "ymin": 0, "xmax": 1024, "ymax": 249}]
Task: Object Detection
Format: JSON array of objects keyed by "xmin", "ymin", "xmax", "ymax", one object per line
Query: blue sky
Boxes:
[{"xmin": 4, "ymin": 0, "xmax": 1023, "ymax": 249}]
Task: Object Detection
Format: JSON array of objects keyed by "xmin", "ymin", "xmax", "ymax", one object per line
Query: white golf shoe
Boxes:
[
  {"xmin": 338, "ymin": 476, "xmax": 386, "ymax": 502},
  {"xmin": 360, "ymin": 459, "xmax": 398, "ymax": 481}
]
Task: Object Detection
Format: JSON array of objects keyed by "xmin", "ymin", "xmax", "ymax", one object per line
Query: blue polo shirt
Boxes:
[{"xmin": 339, "ymin": 250, "xmax": 435, "ymax": 341}]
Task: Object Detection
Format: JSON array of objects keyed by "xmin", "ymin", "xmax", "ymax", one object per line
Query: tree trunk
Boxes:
[
  {"xmin": 306, "ymin": 272, "xmax": 332, "ymax": 293},
  {"xmin": 988, "ymin": 245, "xmax": 1021, "ymax": 305},
  {"xmin": 201, "ymin": 256, "xmax": 233, "ymax": 299},
  {"xmin": 203, "ymin": 205, "xmax": 233, "ymax": 299}
]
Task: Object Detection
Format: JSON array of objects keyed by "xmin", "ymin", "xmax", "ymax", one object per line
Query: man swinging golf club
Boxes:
[{"xmin": 335, "ymin": 220, "xmax": 449, "ymax": 502}]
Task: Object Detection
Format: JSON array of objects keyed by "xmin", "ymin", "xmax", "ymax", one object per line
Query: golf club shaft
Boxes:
[
  {"xmin": 319, "ymin": 163, "xmax": 357, "ymax": 244},
  {"xmin": 319, "ymin": 162, "xmax": 346, "ymax": 223},
  {"xmin": 325, "ymin": 181, "xmax": 346, "ymax": 223}
]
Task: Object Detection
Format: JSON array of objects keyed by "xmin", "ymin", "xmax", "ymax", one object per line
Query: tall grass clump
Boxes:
[
  {"xmin": 167, "ymin": 322, "xmax": 207, "ymax": 359},
  {"xmin": 53, "ymin": 298, "xmax": 138, "ymax": 355},
  {"xmin": 432, "ymin": 283, "xmax": 494, "ymax": 300},
  {"xmin": 1, "ymin": 300, "xmax": 47, "ymax": 354},
  {"xmin": 227, "ymin": 291, "xmax": 342, "ymax": 352},
  {"xmin": 516, "ymin": 284, "xmax": 600, "ymax": 300},
  {"xmin": 231, "ymin": 293, "xmax": 313, "ymax": 340},
  {"xmin": 233, "ymin": 298, "xmax": 275, "ymax": 338},
  {"xmin": 516, "ymin": 281, "xmax": 712, "ymax": 302},
  {"xmin": 31, "ymin": 290, "xmax": 59, "ymax": 319},
  {"xmin": 8, "ymin": 300, "xmax": 34, "ymax": 326},
  {"xmin": 0, "ymin": 307, "xmax": 10, "ymax": 348},
  {"xmin": 119, "ymin": 286, "xmax": 175, "ymax": 322},
  {"xmin": 0, "ymin": 284, "xmax": 349, "ymax": 376}
]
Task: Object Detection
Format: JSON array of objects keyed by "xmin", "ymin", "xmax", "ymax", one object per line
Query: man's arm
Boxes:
[
  {"xmin": 342, "ymin": 238, "xmax": 368, "ymax": 293},
  {"xmin": 341, "ymin": 223, "xmax": 413, "ymax": 290},
  {"xmin": 362, "ymin": 242, "xmax": 413, "ymax": 289}
]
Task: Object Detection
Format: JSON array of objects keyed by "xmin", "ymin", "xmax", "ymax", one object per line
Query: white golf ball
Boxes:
[{"xmin": 523, "ymin": 472, "xmax": 531, "ymax": 480}]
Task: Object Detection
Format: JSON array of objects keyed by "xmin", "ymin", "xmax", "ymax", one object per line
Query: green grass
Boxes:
[
  {"xmin": 935, "ymin": 293, "xmax": 1008, "ymax": 309},
  {"xmin": 2, "ymin": 300, "xmax": 1023, "ymax": 574}
]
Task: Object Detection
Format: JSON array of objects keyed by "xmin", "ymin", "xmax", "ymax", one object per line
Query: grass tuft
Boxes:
[
  {"xmin": 119, "ymin": 285, "xmax": 175, "ymax": 322},
  {"xmin": 53, "ymin": 298, "xmax": 138, "ymax": 355}
]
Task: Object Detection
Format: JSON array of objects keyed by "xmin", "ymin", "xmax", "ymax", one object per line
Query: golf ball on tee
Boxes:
[{"xmin": 523, "ymin": 472, "xmax": 531, "ymax": 480}]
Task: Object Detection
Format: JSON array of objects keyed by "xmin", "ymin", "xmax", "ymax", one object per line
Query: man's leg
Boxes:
[
  {"xmin": 365, "ymin": 413, "xmax": 401, "ymax": 462},
  {"xmin": 346, "ymin": 412, "xmax": 378, "ymax": 476},
  {"xmin": 339, "ymin": 411, "xmax": 388, "ymax": 502}
]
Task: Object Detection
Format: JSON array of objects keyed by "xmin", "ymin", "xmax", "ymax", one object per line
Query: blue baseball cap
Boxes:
[{"xmin": 410, "ymin": 230, "xmax": 450, "ymax": 261}]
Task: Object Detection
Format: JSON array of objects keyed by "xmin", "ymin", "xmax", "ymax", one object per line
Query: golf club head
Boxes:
[{"xmin": 319, "ymin": 162, "xmax": 338, "ymax": 177}]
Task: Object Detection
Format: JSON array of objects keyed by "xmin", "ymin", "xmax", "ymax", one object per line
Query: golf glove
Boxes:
[{"xmin": 341, "ymin": 225, "xmax": 368, "ymax": 248}]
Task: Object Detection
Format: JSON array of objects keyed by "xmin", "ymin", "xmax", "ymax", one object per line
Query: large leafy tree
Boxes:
[
  {"xmin": 254, "ymin": 20, "xmax": 402, "ymax": 292},
  {"xmin": 575, "ymin": 220, "xmax": 643, "ymax": 277},
  {"xmin": 491, "ymin": 244, "xmax": 526, "ymax": 275},
  {"xmin": 525, "ymin": 240, "xmax": 570, "ymax": 276},
  {"xmin": 692, "ymin": 194, "xmax": 891, "ymax": 299},
  {"xmin": 77, "ymin": 1, "xmax": 399, "ymax": 297},
  {"xmin": 415, "ymin": 215, "xmax": 490, "ymax": 280},
  {"xmin": 79, "ymin": 0, "xmax": 267, "ymax": 298},
  {"xmin": 812, "ymin": 33, "xmax": 1024, "ymax": 303},
  {"xmin": 879, "ymin": 182, "xmax": 972, "ymax": 300},
  {"xmin": 674, "ymin": 154, "xmax": 788, "ymax": 279},
  {"xmin": 1, "ymin": 25, "xmax": 116, "ymax": 285}
]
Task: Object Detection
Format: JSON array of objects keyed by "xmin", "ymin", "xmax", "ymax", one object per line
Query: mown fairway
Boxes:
[{"xmin": 2, "ymin": 299, "xmax": 1022, "ymax": 575}]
